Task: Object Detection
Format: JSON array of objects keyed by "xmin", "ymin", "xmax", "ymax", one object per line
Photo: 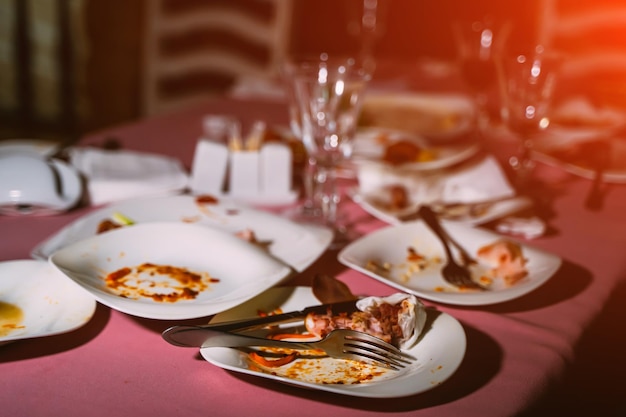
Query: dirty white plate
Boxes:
[
  {"xmin": 201, "ymin": 286, "xmax": 466, "ymax": 398},
  {"xmin": 532, "ymin": 127, "xmax": 626, "ymax": 183},
  {"xmin": 49, "ymin": 222, "xmax": 293, "ymax": 320},
  {"xmin": 0, "ymin": 260, "xmax": 96, "ymax": 345},
  {"xmin": 358, "ymin": 93, "xmax": 476, "ymax": 141},
  {"xmin": 338, "ymin": 221, "xmax": 562, "ymax": 306},
  {"xmin": 32, "ymin": 195, "xmax": 333, "ymax": 272},
  {"xmin": 352, "ymin": 128, "xmax": 480, "ymax": 171},
  {"xmin": 351, "ymin": 190, "xmax": 533, "ymax": 226}
]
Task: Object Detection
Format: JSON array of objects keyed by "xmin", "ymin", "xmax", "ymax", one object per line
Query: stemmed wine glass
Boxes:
[
  {"xmin": 452, "ymin": 17, "xmax": 509, "ymax": 132},
  {"xmin": 281, "ymin": 60, "xmax": 319, "ymax": 218},
  {"xmin": 345, "ymin": 0, "xmax": 389, "ymax": 66},
  {"xmin": 289, "ymin": 53, "xmax": 372, "ymax": 245},
  {"xmin": 496, "ymin": 45, "xmax": 560, "ymax": 187}
]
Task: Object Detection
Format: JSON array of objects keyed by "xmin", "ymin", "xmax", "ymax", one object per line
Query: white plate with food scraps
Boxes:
[
  {"xmin": 352, "ymin": 128, "xmax": 480, "ymax": 172},
  {"xmin": 358, "ymin": 93, "xmax": 476, "ymax": 141},
  {"xmin": 201, "ymin": 286, "xmax": 466, "ymax": 398},
  {"xmin": 49, "ymin": 222, "xmax": 293, "ymax": 320},
  {"xmin": 351, "ymin": 190, "xmax": 533, "ymax": 226},
  {"xmin": 338, "ymin": 221, "xmax": 562, "ymax": 306},
  {"xmin": 32, "ymin": 194, "xmax": 333, "ymax": 273},
  {"xmin": 531, "ymin": 129, "xmax": 626, "ymax": 183},
  {"xmin": 0, "ymin": 260, "xmax": 96, "ymax": 345}
]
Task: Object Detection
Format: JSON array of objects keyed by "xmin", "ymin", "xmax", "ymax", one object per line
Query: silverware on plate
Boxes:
[
  {"xmin": 191, "ymin": 299, "xmax": 359, "ymax": 333},
  {"xmin": 400, "ymin": 195, "xmax": 531, "ymax": 222},
  {"xmin": 418, "ymin": 206, "xmax": 485, "ymax": 290},
  {"xmin": 162, "ymin": 327, "xmax": 412, "ymax": 370}
]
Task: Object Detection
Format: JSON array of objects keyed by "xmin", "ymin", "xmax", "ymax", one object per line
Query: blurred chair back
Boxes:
[
  {"xmin": 143, "ymin": 0, "xmax": 293, "ymax": 116},
  {"xmin": 0, "ymin": 0, "xmax": 85, "ymax": 140},
  {"xmin": 539, "ymin": 0, "xmax": 626, "ymax": 105}
]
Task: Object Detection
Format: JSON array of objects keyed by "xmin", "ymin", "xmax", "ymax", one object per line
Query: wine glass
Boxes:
[
  {"xmin": 345, "ymin": 0, "xmax": 389, "ymax": 66},
  {"xmin": 496, "ymin": 45, "xmax": 560, "ymax": 187},
  {"xmin": 281, "ymin": 60, "xmax": 320, "ymax": 219},
  {"xmin": 289, "ymin": 53, "xmax": 372, "ymax": 245},
  {"xmin": 452, "ymin": 17, "xmax": 509, "ymax": 131}
]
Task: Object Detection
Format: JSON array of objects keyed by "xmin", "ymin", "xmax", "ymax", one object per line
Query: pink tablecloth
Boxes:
[{"xmin": 1, "ymin": 97, "xmax": 625, "ymax": 417}]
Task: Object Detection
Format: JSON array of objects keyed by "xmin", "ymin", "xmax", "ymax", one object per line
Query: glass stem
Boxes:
[
  {"xmin": 301, "ymin": 156, "xmax": 318, "ymax": 215},
  {"xmin": 509, "ymin": 136, "xmax": 535, "ymax": 188},
  {"xmin": 313, "ymin": 164, "xmax": 339, "ymax": 227}
]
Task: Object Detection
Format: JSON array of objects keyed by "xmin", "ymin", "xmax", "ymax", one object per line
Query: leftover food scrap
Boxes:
[
  {"xmin": 476, "ymin": 239, "xmax": 528, "ymax": 286},
  {"xmin": 365, "ymin": 239, "xmax": 528, "ymax": 290},
  {"xmin": 246, "ymin": 293, "xmax": 425, "ymax": 384},
  {"xmin": 96, "ymin": 212, "xmax": 135, "ymax": 234},
  {"xmin": 381, "ymin": 139, "xmax": 435, "ymax": 165}
]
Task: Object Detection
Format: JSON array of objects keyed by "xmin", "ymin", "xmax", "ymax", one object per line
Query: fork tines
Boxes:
[{"xmin": 342, "ymin": 331, "xmax": 414, "ymax": 370}]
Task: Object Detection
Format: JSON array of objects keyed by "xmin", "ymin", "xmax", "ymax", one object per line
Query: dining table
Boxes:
[{"xmin": 1, "ymin": 75, "xmax": 626, "ymax": 417}]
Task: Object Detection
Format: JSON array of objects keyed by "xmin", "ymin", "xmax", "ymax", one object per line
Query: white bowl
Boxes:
[
  {"xmin": 49, "ymin": 222, "xmax": 293, "ymax": 320},
  {"xmin": 0, "ymin": 153, "xmax": 82, "ymax": 215}
]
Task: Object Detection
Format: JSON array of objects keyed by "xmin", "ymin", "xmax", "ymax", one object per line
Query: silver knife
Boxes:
[
  {"xmin": 162, "ymin": 325, "xmax": 301, "ymax": 348},
  {"xmin": 189, "ymin": 299, "xmax": 360, "ymax": 333}
]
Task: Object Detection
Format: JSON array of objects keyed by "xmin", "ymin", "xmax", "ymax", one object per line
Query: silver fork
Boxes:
[
  {"xmin": 418, "ymin": 205, "xmax": 485, "ymax": 290},
  {"xmin": 162, "ymin": 326, "xmax": 413, "ymax": 370}
]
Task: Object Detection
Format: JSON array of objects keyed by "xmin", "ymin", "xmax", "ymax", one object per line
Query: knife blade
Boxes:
[
  {"xmin": 162, "ymin": 326, "xmax": 278, "ymax": 348},
  {"xmin": 196, "ymin": 299, "xmax": 360, "ymax": 333}
]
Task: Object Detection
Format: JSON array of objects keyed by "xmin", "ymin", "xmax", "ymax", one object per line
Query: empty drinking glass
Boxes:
[{"xmin": 288, "ymin": 53, "xmax": 372, "ymax": 245}]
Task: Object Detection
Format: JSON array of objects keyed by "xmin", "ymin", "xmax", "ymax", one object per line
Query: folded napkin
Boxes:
[
  {"xmin": 356, "ymin": 155, "xmax": 548, "ymax": 237},
  {"xmin": 228, "ymin": 76, "xmax": 287, "ymax": 101},
  {"xmin": 69, "ymin": 147, "xmax": 189, "ymax": 205},
  {"xmin": 357, "ymin": 155, "xmax": 516, "ymax": 205}
]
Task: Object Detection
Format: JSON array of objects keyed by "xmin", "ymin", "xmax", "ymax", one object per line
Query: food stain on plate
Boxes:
[
  {"xmin": 104, "ymin": 263, "xmax": 220, "ymax": 302},
  {"xmin": 0, "ymin": 301, "xmax": 24, "ymax": 337},
  {"xmin": 247, "ymin": 352, "xmax": 394, "ymax": 385}
]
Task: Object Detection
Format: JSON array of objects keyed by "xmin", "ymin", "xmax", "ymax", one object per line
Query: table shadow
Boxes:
[
  {"xmin": 471, "ymin": 259, "xmax": 592, "ymax": 314},
  {"xmin": 0, "ymin": 303, "xmax": 111, "ymax": 363}
]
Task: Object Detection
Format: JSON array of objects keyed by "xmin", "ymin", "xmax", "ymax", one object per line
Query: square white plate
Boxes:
[
  {"xmin": 338, "ymin": 221, "xmax": 562, "ymax": 306},
  {"xmin": 32, "ymin": 195, "xmax": 333, "ymax": 272},
  {"xmin": 201, "ymin": 286, "xmax": 466, "ymax": 398},
  {"xmin": 49, "ymin": 222, "xmax": 293, "ymax": 320},
  {"xmin": 0, "ymin": 260, "xmax": 96, "ymax": 344}
]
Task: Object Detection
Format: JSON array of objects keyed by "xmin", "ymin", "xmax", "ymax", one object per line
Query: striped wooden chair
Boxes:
[{"xmin": 142, "ymin": 0, "xmax": 293, "ymax": 116}]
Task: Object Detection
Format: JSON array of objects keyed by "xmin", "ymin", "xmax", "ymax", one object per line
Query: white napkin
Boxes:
[
  {"xmin": 357, "ymin": 155, "xmax": 516, "ymax": 205},
  {"xmin": 228, "ymin": 76, "xmax": 287, "ymax": 101},
  {"xmin": 69, "ymin": 147, "xmax": 189, "ymax": 205}
]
